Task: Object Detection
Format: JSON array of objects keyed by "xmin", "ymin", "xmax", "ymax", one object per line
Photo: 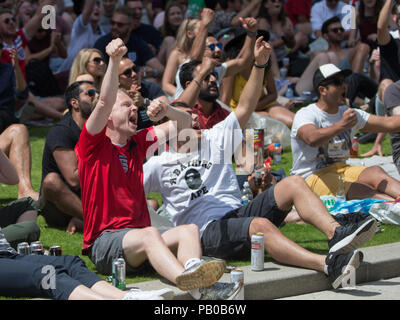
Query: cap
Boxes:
[{"xmin": 313, "ymin": 64, "xmax": 352, "ymax": 92}]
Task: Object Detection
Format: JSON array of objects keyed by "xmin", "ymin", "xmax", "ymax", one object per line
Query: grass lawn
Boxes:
[{"xmin": 1, "ymin": 125, "xmax": 400, "ymax": 299}]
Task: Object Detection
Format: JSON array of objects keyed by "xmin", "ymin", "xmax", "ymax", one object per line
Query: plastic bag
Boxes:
[
  {"xmin": 369, "ymin": 202, "xmax": 400, "ymax": 225},
  {"xmin": 320, "ymin": 196, "xmax": 385, "ymax": 215},
  {"xmin": 245, "ymin": 112, "xmax": 291, "ymax": 150}
]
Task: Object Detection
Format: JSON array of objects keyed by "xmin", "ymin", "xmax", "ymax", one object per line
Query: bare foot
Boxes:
[
  {"xmin": 284, "ymin": 209, "xmax": 306, "ymax": 225},
  {"xmin": 66, "ymin": 217, "xmax": 84, "ymax": 235}
]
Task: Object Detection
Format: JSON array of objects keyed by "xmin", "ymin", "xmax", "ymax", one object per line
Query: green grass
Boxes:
[{"xmin": 1, "ymin": 127, "xmax": 400, "ymax": 300}]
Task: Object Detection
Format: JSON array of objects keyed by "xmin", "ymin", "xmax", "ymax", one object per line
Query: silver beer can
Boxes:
[
  {"xmin": 30, "ymin": 241, "xmax": 44, "ymax": 255},
  {"xmin": 251, "ymin": 233, "xmax": 264, "ymax": 271},
  {"xmin": 112, "ymin": 257, "xmax": 126, "ymax": 290},
  {"xmin": 230, "ymin": 268, "xmax": 244, "ymax": 300},
  {"xmin": 17, "ymin": 242, "xmax": 31, "ymax": 255}
]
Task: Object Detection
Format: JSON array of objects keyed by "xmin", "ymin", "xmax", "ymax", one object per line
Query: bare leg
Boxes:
[
  {"xmin": 0, "ymin": 124, "xmax": 38, "ymax": 200},
  {"xmin": 28, "ymin": 93, "xmax": 64, "ymax": 120},
  {"xmin": 42, "ymin": 173, "xmax": 83, "ymax": 219},
  {"xmin": 16, "ymin": 210, "xmax": 38, "ymax": 223},
  {"xmin": 257, "ymin": 104, "xmax": 294, "ymax": 129},
  {"xmin": 122, "ymin": 226, "xmax": 187, "ymax": 284},
  {"xmin": 348, "ymin": 42, "xmax": 370, "ymax": 74}
]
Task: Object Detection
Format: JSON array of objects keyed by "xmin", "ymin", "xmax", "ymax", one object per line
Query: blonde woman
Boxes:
[
  {"xmin": 161, "ymin": 18, "xmax": 200, "ymax": 98},
  {"xmin": 69, "ymin": 48, "xmax": 106, "ymax": 89}
]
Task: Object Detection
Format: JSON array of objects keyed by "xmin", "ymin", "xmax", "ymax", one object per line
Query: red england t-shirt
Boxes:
[
  {"xmin": 0, "ymin": 29, "xmax": 29, "ymax": 78},
  {"xmin": 75, "ymin": 124, "xmax": 158, "ymax": 250},
  {"xmin": 194, "ymin": 102, "xmax": 230, "ymax": 129}
]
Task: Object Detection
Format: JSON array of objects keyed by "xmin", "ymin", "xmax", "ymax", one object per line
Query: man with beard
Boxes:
[
  {"xmin": 291, "ymin": 63, "xmax": 400, "ymax": 201},
  {"xmin": 94, "ymin": 6, "xmax": 164, "ymax": 82},
  {"xmin": 39, "ymin": 81, "xmax": 98, "ymax": 234}
]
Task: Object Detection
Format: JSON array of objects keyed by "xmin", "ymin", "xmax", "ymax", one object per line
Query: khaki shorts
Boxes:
[{"xmin": 305, "ymin": 163, "xmax": 367, "ymax": 196}]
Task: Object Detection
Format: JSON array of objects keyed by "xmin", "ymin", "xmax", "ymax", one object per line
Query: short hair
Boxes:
[
  {"xmin": 321, "ymin": 16, "xmax": 341, "ymax": 35},
  {"xmin": 65, "ymin": 81, "xmax": 94, "ymax": 112},
  {"xmin": 179, "ymin": 60, "xmax": 202, "ymax": 89},
  {"xmin": 113, "ymin": 6, "xmax": 134, "ymax": 22},
  {"xmin": 0, "ymin": 7, "xmax": 13, "ymax": 16}
]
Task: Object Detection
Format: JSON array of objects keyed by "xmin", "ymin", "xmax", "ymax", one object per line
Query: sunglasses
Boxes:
[
  {"xmin": 322, "ymin": 77, "xmax": 346, "ymax": 87},
  {"xmin": 329, "ymin": 27, "xmax": 344, "ymax": 34},
  {"xmin": 85, "ymin": 89, "xmax": 99, "ymax": 97},
  {"xmin": 208, "ymin": 43, "xmax": 223, "ymax": 51},
  {"xmin": 91, "ymin": 57, "xmax": 104, "ymax": 64},
  {"xmin": 111, "ymin": 20, "xmax": 130, "ymax": 28},
  {"xmin": 327, "ymin": 0, "xmax": 339, "ymax": 2},
  {"xmin": 121, "ymin": 66, "xmax": 139, "ymax": 77},
  {"xmin": 3, "ymin": 17, "xmax": 16, "ymax": 25},
  {"xmin": 204, "ymin": 71, "xmax": 218, "ymax": 82}
]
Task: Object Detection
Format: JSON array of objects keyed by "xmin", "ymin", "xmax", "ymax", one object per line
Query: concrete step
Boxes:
[{"xmin": 128, "ymin": 242, "xmax": 400, "ymax": 300}]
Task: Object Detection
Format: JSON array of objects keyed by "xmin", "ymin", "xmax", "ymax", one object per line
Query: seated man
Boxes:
[
  {"xmin": 144, "ymin": 37, "xmax": 378, "ymax": 289},
  {"xmin": 0, "ymin": 149, "xmax": 39, "ymax": 249},
  {"xmin": 291, "ymin": 63, "xmax": 400, "ymax": 201},
  {"xmin": 75, "ymin": 38, "xmax": 240, "ymax": 300},
  {"xmin": 39, "ymin": 80, "xmax": 98, "ymax": 235}
]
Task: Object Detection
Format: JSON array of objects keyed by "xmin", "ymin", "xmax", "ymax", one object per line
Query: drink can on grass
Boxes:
[
  {"xmin": 230, "ymin": 268, "xmax": 244, "ymax": 300},
  {"xmin": 30, "ymin": 241, "xmax": 44, "ymax": 255},
  {"xmin": 112, "ymin": 258, "xmax": 126, "ymax": 290},
  {"xmin": 49, "ymin": 245, "xmax": 62, "ymax": 256},
  {"xmin": 17, "ymin": 242, "xmax": 31, "ymax": 255},
  {"xmin": 251, "ymin": 233, "xmax": 264, "ymax": 271}
]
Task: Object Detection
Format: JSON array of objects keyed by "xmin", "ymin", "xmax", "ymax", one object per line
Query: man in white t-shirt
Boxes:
[
  {"xmin": 144, "ymin": 39, "xmax": 379, "ymax": 289},
  {"xmin": 291, "ymin": 63, "xmax": 400, "ymax": 200}
]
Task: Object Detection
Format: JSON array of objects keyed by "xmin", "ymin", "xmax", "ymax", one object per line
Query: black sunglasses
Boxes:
[
  {"xmin": 3, "ymin": 17, "xmax": 16, "ymax": 25},
  {"xmin": 92, "ymin": 57, "xmax": 104, "ymax": 64},
  {"xmin": 208, "ymin": 43, "xmax": 223, "ymax": 51},
  {"xmin": 121, "ymin": 66, "xmax": 139, "ymax": 77},
  {"xmin": 327, "ymin": 0, "xmax": 339, "ymax": 2},
  {"xmin": 204, "ymin": 71, "xmax": 219, "ymax": 81},
  {"xmin": 330, "ymin": 27, "xmax": 344, "ymax": 34},
  {"xmin": 85, "ymin": 89, "xmax": 99, "ymax": 97},
  {"xmin": 322, "ymin": 77, "xmax": 346, "ymax": 87},
  {"xmin": 111, "ymin": 20, "xmax": 130, "ymax": 28}
]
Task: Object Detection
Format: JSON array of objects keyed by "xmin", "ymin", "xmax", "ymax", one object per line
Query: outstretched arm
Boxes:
[
  {"xmin": 377, "ymin": 0, "xmax": 393, "ymax": 46},
  {"xmin": 189, "ymin": 8, "xmax": 215, "ymax": 61},
  {"xmin": 234, "ymin": 37, "xmax": 272, "ymax": 129},
  {"xmin": 85, "ymin": 38, "xmax": 127, "ymax": 135}
]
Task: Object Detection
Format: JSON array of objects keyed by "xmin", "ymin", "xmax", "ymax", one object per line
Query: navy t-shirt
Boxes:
[
  {"xmin": 379, "ymin": 36, "xmax": 400, "ymax": 82},
  {"xmin": 94, "ymin": 33, "xmax": 155, "ymax": 66},
  {"xmin": 132, "ymin": 23, "xmax": 162, "ymax": 51}
]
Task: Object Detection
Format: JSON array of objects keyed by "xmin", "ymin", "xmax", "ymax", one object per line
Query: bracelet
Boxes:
[
  {"xmin": 253, "ymin": 62, "xmax": 268, "ymax": 69},
  {"xmin": 247, "ymin": 31, "xmax": 257, "ymax": 37},
  {"xmin": 193, "ymin": 79, "xmax": 201, "ymax": 88}
]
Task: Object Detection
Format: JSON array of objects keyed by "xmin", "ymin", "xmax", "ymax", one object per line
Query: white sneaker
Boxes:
[{"xmin": 123, "ymin": 288, "xmax": 174, "ymax": 300}]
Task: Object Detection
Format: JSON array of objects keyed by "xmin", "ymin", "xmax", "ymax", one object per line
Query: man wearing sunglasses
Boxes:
[
  {"xmin": 39, "ymin": 81, "xmax": 99, "ymax": 235},
  {"xmin": 292, "ymin": 63, "xmax": 400, "ymax": 201},
  {"xmin": 310, "ymin": 0, "xmax": 348, "ymax": 39}
]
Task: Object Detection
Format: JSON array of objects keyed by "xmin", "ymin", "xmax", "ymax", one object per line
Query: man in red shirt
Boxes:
[{"xmin": 76, "ymin": 38, "xmax": 241, "ymax": 300}]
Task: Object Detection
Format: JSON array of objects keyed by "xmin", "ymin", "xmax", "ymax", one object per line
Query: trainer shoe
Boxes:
[
  {"xmin": 175, "ymin": 259, "xmax": 226, "ymax": 291},
  {"xmin": 328, "ymin": 216, "xmax": 377, "ymax": 254},
  {"xmin": 123, "ymin": 288, "xmax": 174, "ymax": 300},
  {"xmin": 325, "ymin": 250, "xmax": 363, "ymax": 289},
  {"xmin": 333, "ymin": 212, "xmax": 370, "ymax": 225},
  {"xmin": 198, "ymin": 282, "xmax": 243, "ymax": 300}
]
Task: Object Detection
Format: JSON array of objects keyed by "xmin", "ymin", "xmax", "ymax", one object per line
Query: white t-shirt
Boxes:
[
  {"xmin": 57, "ymin": 15, "xmax": 105, "ymax": 73},
  {"xmin": 290, "ymin": 103, "xmax": 370, "ymax": 179},
  {"xmin": 143, "ymin": 112, "xmax": 243, "ymax": 234},
  {"xmin": 310, "ymin": 1, "xmax": 348, "ymax": 37}
]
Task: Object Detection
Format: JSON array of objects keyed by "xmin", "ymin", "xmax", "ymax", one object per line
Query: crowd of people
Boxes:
[{"xmin": 1, "ymin": 0, "xmax": 400, "ymax": 300}]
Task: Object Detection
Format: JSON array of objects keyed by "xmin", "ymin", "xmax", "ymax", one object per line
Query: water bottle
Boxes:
[
  {"xmin": 285, "ymin": 85, "xmax": 294, "ymax": 98},
  {"xmin": 241, "ymin": 181, "xmax": 253, "ymax": 205},
  {"xmin": 336, "ymin": 173, "xmax": 346, "ymax": 202},
  {"xmin": 273, "ymin": 143, "xmax": 282, "ymax": 164}
]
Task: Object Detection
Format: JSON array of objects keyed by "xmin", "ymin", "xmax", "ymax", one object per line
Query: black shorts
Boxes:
[{"xmin": 201, "ymin": 186, "xmax": 289, "ymax": 260}]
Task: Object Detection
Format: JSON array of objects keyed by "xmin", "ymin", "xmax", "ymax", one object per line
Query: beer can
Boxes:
[
  {"xmin": 230, "ymin": 268, "xmax": 244, "ymax": 300},
  {"xmin": 17, "ymin": 242, "xmax": 31, "ymax": 255},
  {"xmin": 350, "ymin": 136, "xmax": 359, "ymax": 158},
  {"xmin": 254, "ymin": 169, "xmax": 263, "ymax": 187},
  {"xmin": 49, "ymin": 245, "xmax": 62, "ymax": 256},
  {"xmin": 251, "ymin": 233, "xmax": 264, "ymax": 271},
  {"xmin": 30, "ymin": 241, "xmax": 44, "ymax": 255},
  {"xmin": 112, "ymin": 257, "xmax": 126, "ymax": 290}
]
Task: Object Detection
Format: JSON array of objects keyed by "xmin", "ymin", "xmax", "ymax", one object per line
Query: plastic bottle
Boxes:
[
  {"xmin": 285, "ymin": 85, "xmax": 294, "ymax": 98},
  {"xmin": 273, "ymin": 143, "xmax": 282, "ymax": 164},
  {"xmin": 336, "ymin": 173, "xmax": 346, "ymax": 202},
  {"xmin": 241, "ymin": 181, "xmax": 253, "ymax": 205},
  {"xmin": 254, "ymin": 147, "xmax": 264, "ymax": 187}
]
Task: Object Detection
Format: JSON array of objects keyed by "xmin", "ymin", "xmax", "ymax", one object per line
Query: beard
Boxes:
[
  {"xmin": 198, "ymin": 82, "xmax": 219, "ymax": 102},
  {"xmin": 80, "ymin": 101, "xmax": 94, "ymax": 120}
]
